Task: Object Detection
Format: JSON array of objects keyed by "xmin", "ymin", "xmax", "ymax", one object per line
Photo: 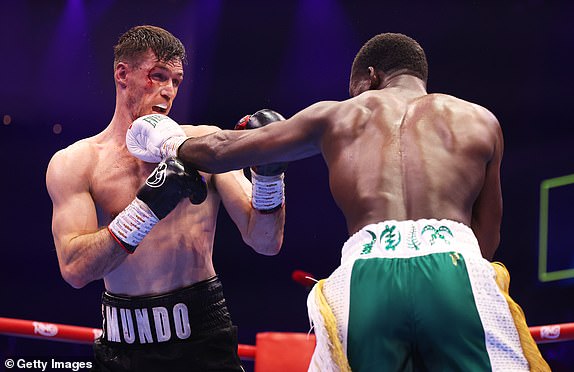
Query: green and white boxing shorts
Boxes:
[{"xmin": 307, "ymin": 219, "xmax": 530, "ymax": 371}]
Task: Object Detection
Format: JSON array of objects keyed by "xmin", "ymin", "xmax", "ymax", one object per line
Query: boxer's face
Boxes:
[{"xmin": 125, "ymin": 50, "xmax": 184, "ymax": 120}]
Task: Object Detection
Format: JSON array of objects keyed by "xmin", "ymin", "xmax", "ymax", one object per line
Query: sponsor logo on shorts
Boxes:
[
  {"xmin": 381, "ymin": 224, "xmax": 401, "ymax": 250},
  {"xmin": 103, "ymin": 303, "xmax": 191, "ymax": 344},
  {"xmin": 361, "ymin": 230, "xmax": 377, "ymax": 255},
  {"xmin": 359, "ymin": 223, "xmax": 457, "ymax": 254},
  {"xmin": 421, "ymin": 225, "xmax": 453, "ymax": 245}
]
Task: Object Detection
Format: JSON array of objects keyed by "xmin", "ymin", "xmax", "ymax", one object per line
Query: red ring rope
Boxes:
[{"xmin": 0, "ymin": 317, "xmax": 572, "ymax": 360}]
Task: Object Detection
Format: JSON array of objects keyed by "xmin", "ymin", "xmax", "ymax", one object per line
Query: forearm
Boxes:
[
  {"xmin": 470, "ymin": 214, "xmax": 500, "ymax": 261},
  {"xmin": 178, "ymin": 132, "xmax": 245, "ymax": 174},
  {"xmin": 216, "ymin": 169, "xmax": 286, "ymax": 256},
  {"xmin": 243, "ymin": 207, "xmax": 285, "ymax": 256},
  {"xmin": 58, "ymin": 228, "xmax": 127, "ymax": 288},
  {"xmin": 475, "ymin": 227, "xmax": 500, "ymax": 261}
]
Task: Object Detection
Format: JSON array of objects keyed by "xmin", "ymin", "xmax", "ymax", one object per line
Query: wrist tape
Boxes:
[
  {"xmin": 108, "ymin": 198, "xmax": 160, "ymax": 253},
  {"xmin": 251, "ymin": 171, "xmax": 285, "ymax": 212},
  {"xmin": 161, "ymin": 136, "xmax": 187, "ymax": 160}
]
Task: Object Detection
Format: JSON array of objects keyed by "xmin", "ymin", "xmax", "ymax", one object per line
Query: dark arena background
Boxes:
[{"xmin": 1, "ymin": 1, "xmax": 573, "ymax": 371}]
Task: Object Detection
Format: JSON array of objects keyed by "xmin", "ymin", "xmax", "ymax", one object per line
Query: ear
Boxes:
[
  {"xmin": 115, "ymin": 62, "xmax": 128, "ymax": 88},
  {"xmin": 368, "ymin": 67, "xmax": 380, "ymax": 89}
]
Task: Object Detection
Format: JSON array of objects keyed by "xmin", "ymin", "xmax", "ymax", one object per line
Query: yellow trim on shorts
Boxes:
[
  {"xmin": 491, "ymin": 262, "xmax": 551, "ymax": 372},
  {"xmin": 315, "ymin": 279, "xmax": 352, "ymax": 372},
  {"xmin": 316, "ymin": 261, "xmax": 550, "ymax": 372}
]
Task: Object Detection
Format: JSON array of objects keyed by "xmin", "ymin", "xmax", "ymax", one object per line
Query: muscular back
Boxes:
[
  {"xmin": 321, "ymin": 91, "xmax": 502, "ymax": 245},
  {"xmin": 181, "ymin": 86, "xmax": 503, "ymax": 258}
]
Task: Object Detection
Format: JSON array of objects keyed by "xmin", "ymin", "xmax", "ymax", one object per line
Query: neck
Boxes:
[
  {"xmin": 381, "ymin": 73, "xmax": 427, "ymax": 94},
  {"xmin": 100, "ymin": 98, "xmax": 134, "ymax": 144},
  {"xmin": 111, "ymin": 93, "xmax": 136, "ymax": 128}
]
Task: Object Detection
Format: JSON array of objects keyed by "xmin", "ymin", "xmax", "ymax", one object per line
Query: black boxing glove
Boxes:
[
  {"xmin": 108, "ymin": 157, "xmax": 207, "ymax": 253},
  {"xmin": 235, "ymin": 109, "xmax": 288, "ymax": 213},
  {"xmin": 182, "ymin": 163, "xmax": 208, "ymax": 205}
]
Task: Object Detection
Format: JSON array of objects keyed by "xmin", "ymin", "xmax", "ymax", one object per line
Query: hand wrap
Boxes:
[
  {"xmin": 235, "ymin": 109, "xmax": 288, "ymax": 213},
  {"xmin": 108, "ymin": 157, "xmax": 207, "ymax": 253}
]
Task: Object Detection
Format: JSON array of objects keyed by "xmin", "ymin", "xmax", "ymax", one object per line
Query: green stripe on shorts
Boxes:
[{"xmin": 348, "ymin": 252, "xmax": 492, "ymax": 371}]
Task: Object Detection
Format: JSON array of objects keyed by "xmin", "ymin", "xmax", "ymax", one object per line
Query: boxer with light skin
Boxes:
[
  {"xmin": 129, "ymin": 33, "xmax": 550, "ymax": 371},
  {"xmin": 46, "ymin": 25, "xmax": 285, "ymax": 371}
]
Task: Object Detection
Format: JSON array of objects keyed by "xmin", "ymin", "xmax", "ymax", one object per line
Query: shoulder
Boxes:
[
  {"xmin": 428, "ymin": 94, "xmax": 497, "ymax": 119},
  {"xmin": 429, "ymin": 94, "xmax": 503, "ymax": 152},
  {"xmin": 292, "ymin": 99, "xmax": 368, "ymax": 125},
  {"xmin": 425, "ymin": 94, "xmax": 500, "ymax": 129},
  {"xmin": 48, "ymin": 137, "xmax": 97, "ymax": 170},
  {"xmin": 46, "ymin": 138, "xmax": 97, "ymax": 196}
]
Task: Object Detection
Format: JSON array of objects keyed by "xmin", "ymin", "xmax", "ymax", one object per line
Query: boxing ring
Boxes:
[
  {"xmin": 1, "ymin": 271, "xmax": 572, "ymax": 370},
  {"xmin": 1, "ymin": 316, "xmax": 572, "ymax": 371}
]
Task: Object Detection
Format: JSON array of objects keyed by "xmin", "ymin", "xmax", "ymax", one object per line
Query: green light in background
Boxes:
[{"xmin": 539, "ymin": 173, "xmax": 574, "ymax": 282}]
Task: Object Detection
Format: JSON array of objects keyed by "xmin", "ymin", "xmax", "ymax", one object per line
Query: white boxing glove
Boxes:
[{"xmin": 127, "ymin": 114, "xmax": 188, "ymax": 163}]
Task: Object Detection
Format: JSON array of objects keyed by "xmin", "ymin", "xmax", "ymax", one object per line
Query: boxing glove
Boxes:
[
  {"xmin": 127, "ymin": 114, "xmax": 188, "ymax": 163},
  {"xmin": 235, "ymin": 109, "xmax": 288, "ymax": 213},
  {"xmin": 108, "ymin": 157, "xmax": 207, "ymax": 253}
]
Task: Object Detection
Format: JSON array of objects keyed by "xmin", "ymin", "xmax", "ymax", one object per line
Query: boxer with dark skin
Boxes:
[
  {"xmin": 172, "ymin": 35, "xmax": 503, "ymax": 260},
  {"xmin": 46, "ymin": 25, "xmax": 284, "ymax": 371},
  {"xmin": 129, "ymin": 33, "xmax": 550, "ymax": 371}
]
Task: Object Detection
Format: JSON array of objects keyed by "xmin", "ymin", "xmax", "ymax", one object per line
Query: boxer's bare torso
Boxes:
[
  {"xmin": 48, "ymin": 124, "xmax": 226, "ymax": 296},
  {"xmin": 181, "ymin": 75, "xmax": 502, "ymax": 259}
]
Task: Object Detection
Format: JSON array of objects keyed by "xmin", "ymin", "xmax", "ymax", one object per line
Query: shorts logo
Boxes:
[
  {"xmin": 361, "ymin": 225, "xmax": 402, "ymax": 253},
  {"xmin": 361, "ymin": 230, "xmax": 377, "ymax": 255},
  {"xmin": 450, "ymin": 252, "xmax": 461, "ymax": 266},
  {"xmin": 145, "ymin": 162, "xmax": 167, "ymax": 188},
  {"xmin": 104, "ymin": 303, "xmax": 191, "ymax": 344},
  {"xmin": 407, "ymin": 225, "xmax": 422, "ymax": 250},
  {"xmin": 360, "ymin": 223, "xmax": 457, "ymax": 254},
  {"xmin": 381, "ymin": 224, "xmax": 401, "ymax": 251},
  {"xmin": 421, "ymin": 225, "xmax": 453, "ymax": 245}
]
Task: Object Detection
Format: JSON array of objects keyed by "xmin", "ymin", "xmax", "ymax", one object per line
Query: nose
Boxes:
[{"xmin": 161, "ymin": 82, "xmax": 176, "ymax": 100}]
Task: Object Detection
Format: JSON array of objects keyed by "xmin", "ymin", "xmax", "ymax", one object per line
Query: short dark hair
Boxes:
[
  {"xmin": 351, "ymin": 33, "xmax": 428, "ymax": 83},
  {"xmin": 113, "ymin": 25, "xmax": 186, "ymax": 69}
]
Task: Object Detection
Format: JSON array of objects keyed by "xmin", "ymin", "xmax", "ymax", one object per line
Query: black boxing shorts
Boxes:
[{"xmin": 91, "ymin": 276, "xmax": 244, "ymax": 372}]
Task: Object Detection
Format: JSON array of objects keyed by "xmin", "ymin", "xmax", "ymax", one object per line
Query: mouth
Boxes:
[{"xmin": 152, "ymin": 103, "xmax": 168, "ymax": 114}]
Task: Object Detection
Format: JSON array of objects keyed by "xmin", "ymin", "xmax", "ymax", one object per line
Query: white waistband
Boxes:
[{"xmin": 341, "ymin": 219, "xmax": 481, "ymax": 264}]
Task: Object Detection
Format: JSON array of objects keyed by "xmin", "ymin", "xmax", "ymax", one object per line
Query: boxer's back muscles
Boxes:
[{"xmin": 320, "ymin": 91, "xmax": 502, "ymax": 258}]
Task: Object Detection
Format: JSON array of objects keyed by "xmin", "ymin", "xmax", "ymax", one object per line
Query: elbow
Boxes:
[
  {"xmin": 254, "ymin": 243, "xmax": 282, "ymax": 256},
  {"xmin": 262, "ymin": 240, "xmax": 283, "ymax": 256},
  {"xmin": 242, "ymin": 207, "xmax": 286, "ymax": 256},
  {"xmin": 246, "ymin": 236, "xmax": 283, "ymax": 256},
  {"xmin": 60, "ymin": 264, "xmax": 90, "ymax": 289},
  {"xmin": 479, "ymin": 233, "xmax": 500, "ymax": 261}
]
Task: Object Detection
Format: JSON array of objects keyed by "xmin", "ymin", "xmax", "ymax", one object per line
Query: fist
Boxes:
[
  {"xmin": 127, "ymin": 114, "xmax": 187, "ymax": 163},
  {"xmin": 235, "ymin": 109, "xmax": 288, "ymax": 176}
]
